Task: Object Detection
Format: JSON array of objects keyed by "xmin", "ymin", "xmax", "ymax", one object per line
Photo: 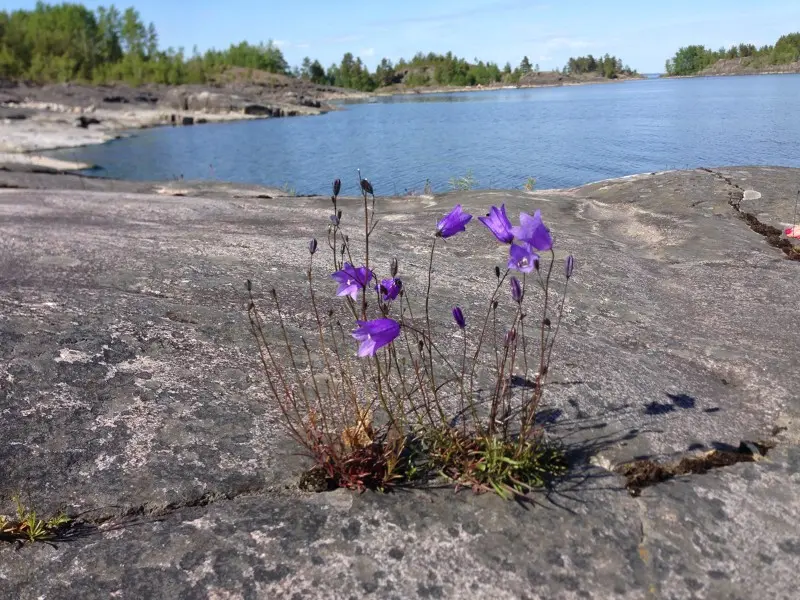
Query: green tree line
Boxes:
[
  {"xmin": 0, "ymin": 1, "xmax": 287, "ymax": 84},
  {"xmin": 665, "ymin": 33, "xmax": 800, "ymax": 76},
  {"xmin": 0, "ymin": 2, "xmax": 635, "ymax": 90},
  {"xmin": 564, "ymin": 54, "xmax": 636, "ymax": 78},
  {"xmin": 299, "ymin": 52, "xmax": 635, "ymax": 92}
]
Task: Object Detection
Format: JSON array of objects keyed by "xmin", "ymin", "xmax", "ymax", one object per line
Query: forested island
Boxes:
[
  {"xmin": 0, "ymin": 2, "xmax": 637, "ymax": 92},
  {"xmin": 665, "ymin": 33, "xmax": 800, "ymax": 76}
]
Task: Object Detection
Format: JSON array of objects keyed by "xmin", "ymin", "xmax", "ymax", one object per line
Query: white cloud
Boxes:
[
  {"xmin": 360, "ymin": 47, "xmax": 375, "ymax": 57},
  {"xmin": 544, "ymin": 37, "xmax": 593, "ymax": 50}
]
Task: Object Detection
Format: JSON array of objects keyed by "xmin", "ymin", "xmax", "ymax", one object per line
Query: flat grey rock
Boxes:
[{"xmin": 0, "ymin": 166, "xmax": 798, "ymax": 598}]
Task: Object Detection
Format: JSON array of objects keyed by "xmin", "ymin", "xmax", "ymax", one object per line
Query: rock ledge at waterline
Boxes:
[{"xmin": 1, "ymin": 166, "xmax": 798, "ymax": 599}]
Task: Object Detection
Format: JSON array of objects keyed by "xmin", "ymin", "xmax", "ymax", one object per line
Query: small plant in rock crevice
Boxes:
[
  {"xmin": 448, "ymin": 169, "xmax": 478, "ymax": 191},
  {"xmin": 0, "ymin": 495, "xmax": 70, "ymax": 543},
  {"xmin": 248, "ymin": 172, "xmax": 575, "ymax": 499},
  {"xmin": 523, "ymin": 176, "xmax": 537, "ymax": 192}
]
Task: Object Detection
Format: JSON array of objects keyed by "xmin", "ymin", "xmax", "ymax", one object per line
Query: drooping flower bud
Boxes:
[
  {"xmin": 361, "ymin": 178, "xmax": 374, "ymax": 196},
  {"xmin": 565, "ymin": 255, "xmax": 574, "ymax": 279},
  {"xmin": 510, "ymin": 277, "xmax": 523, "ymax": 303},
  {"xmin": 495, "ymin": 265, "xmax": 500, "ymax": 279},
  {"xmin": 333, "ymin": 179, "xmax": 341, "ymax": 198},
  {"xmin": 452, "ymin": 306, "xmax": 466, "ymax": 329},
  {"xmin": 505, "ymin": 329, "xmax": 516, "ymax": 347},
  {"xmin": 308, "ymin": 238, "xmax": 317, "ymax": 255},
  {"xmin": 390, "ymin": 257, "xmax": 399, "ymax": 278}
]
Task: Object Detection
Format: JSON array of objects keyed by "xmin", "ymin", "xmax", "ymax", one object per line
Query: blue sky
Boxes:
[{"xmin": 4, "ymin": 0, "xmax": 800, "ymax": 73}]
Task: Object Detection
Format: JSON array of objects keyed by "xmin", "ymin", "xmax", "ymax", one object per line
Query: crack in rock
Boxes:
[
  {"xmin": 615, "ymin": 440, "xmax": 773, "ymax": 496},
  {"xmin": 700, "ymin": 167, "xmax": 800, "ymax": 261}
]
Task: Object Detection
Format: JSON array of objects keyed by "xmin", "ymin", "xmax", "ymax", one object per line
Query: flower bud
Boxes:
[
  {"xmin": 495, "ymin": 265, "xmax": 500, "ymax": 279},
  {"xmin": 565, "ymin": 255, "xmax": 574, "ymax": 279},
  {"xmin": 452, "ymin": 306, "xmax": 466, "ymax": 329},
  {"xmin": 333, "ymin": 178, "xmax": 341, "ymax": 198},
  {"xmin": 534, "ymin": 255, "xmax": 540, "ymax": 272},
  {"xmin": 505, "ymin": 329, "xmax": 516, "ymax": 346},
  {"xmin": 361, "ymin": 178, "xmax": 374, "ymax": 196},
  {"xmin": 246, "ymin": 279, "xmax": 252, "ymax": 292},
  {"xmin": 390, "ymin": 257, "xmax": 399, "ymax": 277},
  {"xmin": 510, "ymin": 277, "xmax": 523, "ymax": 303},
  {"xmin": 308, "ymin": 238, "xmax": 317, "ymax": 255}
]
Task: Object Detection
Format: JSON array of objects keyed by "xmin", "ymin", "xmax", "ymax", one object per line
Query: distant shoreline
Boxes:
[{"xmin": 372, "ymin": 74, "xmax": 646, "ymax": 97}]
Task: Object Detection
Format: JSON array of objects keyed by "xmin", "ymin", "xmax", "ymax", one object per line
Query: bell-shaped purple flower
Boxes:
[
  {"xmin": 508, "ymin": 243, "xmax": 539, "ymax": 274},
  {"xmin": 351, "ymin": 318, "xmax": 401, "ymax": 357},
  {"xmin": 565, "ymin": 255, "xmax": 575, "ymax": 279},
  {"xmin": 510, "ymin": 276, "xmax": 523, "ymax": 303},
  {"xmin": 331, "ymin": 263, "xmax": 374, "ymax": 300},
  {"xmin": 308, "ymin": 238, "xmax": 317, "ymax": 255},
  {"xmin": 511, "ymin": 209, "xmax": 553, "ymax": 251},
  {"xmin": 452, "ymin": 306, "xmax": 466, "ymax": 329},
  {"xmin": 436, "ymin": 204, "xmax": 472, "ymax": 238},
  {"xmin": 376, "ymin": 277, "xmax": 402, "ymax": 302},
  {"xmin": 478, "ymin": 204, "xmax": 514, "ymax": 243}
]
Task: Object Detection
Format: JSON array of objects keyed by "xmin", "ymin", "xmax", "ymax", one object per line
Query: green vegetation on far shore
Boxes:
[
  {"xmin": 665, "ymin": 33, "xmax": 800, "ymax": 76},
  {"xmin": 0, "ymin": 2, "xmax": 636, "ymax": 91}
]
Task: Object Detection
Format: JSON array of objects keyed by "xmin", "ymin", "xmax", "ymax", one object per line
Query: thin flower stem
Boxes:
[
  {"xmin": 307, "ymin": 257, "xmax": 335, "ymax": 377},
  {"xmin": 247, "ymin": 296, "xmax": 308, "ymax": 449},
  {"xmin": 467, "ymin": 269, "xmax": 509, "ymax": 426},
  {"xmin": 544, "ymin": 278, "xmax": 570, "ymax": 382},
  {"xmin": 459, "ymin": 331, "xmax": 467, "ymax": 430},
  {"xmin": 423, "ymin": 236, "xmax": 440, "ymax": 410},
  {"xmin": 362, "ymin": 189, "xmax": 370, "ymax": 320}
]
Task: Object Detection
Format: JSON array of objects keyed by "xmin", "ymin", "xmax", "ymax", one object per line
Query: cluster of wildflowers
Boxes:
[{"xmin": 248, "ymin": 173, "xmax": 575, "ymax": 497}]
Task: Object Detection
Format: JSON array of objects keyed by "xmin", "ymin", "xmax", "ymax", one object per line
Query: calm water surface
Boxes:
[{"xmin": 52, "ymin": 75, "xmax": 800, "ymax": 195}]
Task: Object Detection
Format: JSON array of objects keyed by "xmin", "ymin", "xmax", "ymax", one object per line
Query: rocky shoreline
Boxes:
[
  {"xmin": 0, "ymin": 80, "xmax": 368, "ymax": 169},
  {"xmin": 373, "ymin": 71, "xmax": 645, "ymax": 96},
  {"xmin": 1, "ymin": 166, "xmax": 799, "ymax": 598}
]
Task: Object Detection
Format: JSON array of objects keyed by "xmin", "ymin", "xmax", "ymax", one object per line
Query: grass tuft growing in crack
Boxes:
[
  {"xmin": 248, "ymin": 173, "xmax": 575, "ymax": 499},
  {"xmin": 0, "ymin": 495, "xmax": 71, "ymax": 543}
]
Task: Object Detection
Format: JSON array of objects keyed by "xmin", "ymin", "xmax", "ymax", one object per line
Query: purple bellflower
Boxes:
[
  {"xmin": 511, "ymin": 210, "xmax": 553, "ymax": 251},
  {"xmin": 510, "ymin": 276, "xmax": 523, "ymax": 303},
  {"xmin": 478, "ymin": 204, "xmax": 514, "ymax": 243},
  {"xmin": 436, "ymin": 204, "xmax": 472, "ymax": 238},
  {"xmin": 331, "ymin": 263, "xmax": 374, "ymax": 300},
  {"xmin": 508, "ymin": 244, "xmax": 539, "ymax": 274},
  {"xmin": 452, "ymin": 306, "xmax": 466, "ymax": 329},
  {"xmin": 376, "ymin": 277, "xmax": 402, "ymax": 302},
  {"xmin": 351, "ymin": 318, "xmax": 401, "ymax": 357}
]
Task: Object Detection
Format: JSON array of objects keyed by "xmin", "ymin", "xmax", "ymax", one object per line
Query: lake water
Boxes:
[{"xmin": 51, "ymin": 74, "xmax": 800, "ymax": 195}]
